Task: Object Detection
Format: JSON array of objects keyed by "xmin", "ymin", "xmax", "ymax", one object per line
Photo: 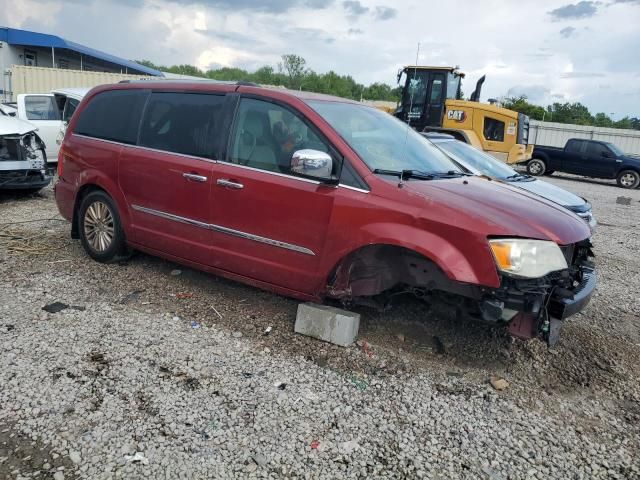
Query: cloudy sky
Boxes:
[{"xmin": 2, "ymin": 0, "xmax": 639, "ymax": 117}]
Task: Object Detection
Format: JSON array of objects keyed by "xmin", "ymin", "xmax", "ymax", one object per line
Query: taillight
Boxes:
[{"xmin": 57, "ymin": 147, "xmax": 64, "ymax": 177}]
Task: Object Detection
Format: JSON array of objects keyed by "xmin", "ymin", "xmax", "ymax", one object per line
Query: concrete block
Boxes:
[{"xmin": 295, "ymin": 303, "xmax": 360, "ymax": 347}]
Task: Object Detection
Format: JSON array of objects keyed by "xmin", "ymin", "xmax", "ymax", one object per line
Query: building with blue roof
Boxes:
[{"xmin": 0, "ymin": 27, "xmax": 163, "ymax": 76}]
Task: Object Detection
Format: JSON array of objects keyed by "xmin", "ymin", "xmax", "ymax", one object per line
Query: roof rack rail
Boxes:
[{"xmin": 116, "ymin": 78, "xmax": 261, "ymax": 86}]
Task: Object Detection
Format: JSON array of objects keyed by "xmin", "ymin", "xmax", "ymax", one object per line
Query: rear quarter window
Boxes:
[{"xmin": 74, "ymin": 89, "xmax": 148, "ymax": 144}]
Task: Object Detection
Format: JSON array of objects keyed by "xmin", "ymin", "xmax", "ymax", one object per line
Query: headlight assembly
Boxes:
[{"xmin": 489, "ymin": 239, "xmax": 567, "ymax": 278}]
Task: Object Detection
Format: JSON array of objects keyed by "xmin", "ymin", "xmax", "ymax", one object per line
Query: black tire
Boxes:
[
  {"xmin": 526, "ymin": 158, "xmax": 546, "ymax": 176},
  {"xmin": 78, "ymin": 191, "xmax": 127, "ymax": 262},
  {"xmin": 616, "ymin": 170, "xmax": 640, "ymax": 189}
]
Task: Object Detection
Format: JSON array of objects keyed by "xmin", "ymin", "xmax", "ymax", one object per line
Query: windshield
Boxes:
[
  {"xmin": 436, "ymin": 139, "xmax": 516, "ymax": 178},
  {"xmin": 604, "ymin": 142, "xmax": 623, "ymax": 156},
  {"xmin": 308, "ymin": 101, "xmax": 460, "ymax": 174}
]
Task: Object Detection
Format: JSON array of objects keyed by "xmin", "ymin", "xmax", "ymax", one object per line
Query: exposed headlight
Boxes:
[{"xmin": 489, "ymin": 239, "xmax": 567, "ymax": 278}]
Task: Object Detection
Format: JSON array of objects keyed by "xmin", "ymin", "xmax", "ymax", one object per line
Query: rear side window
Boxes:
[
  {"xmin": 74, "ymin": 89, "xmax": 147, "ymax": 144},
  {"xmin": 24, "ymin": 96, "xmax": 60, "ymax": 121},
  {"xmin": 138, "ymin": 92, "xmax": 225, "ymax": 158},
  {"xmin": 565, "ymin": 139, "xmax": 585, "ymax": 153}
]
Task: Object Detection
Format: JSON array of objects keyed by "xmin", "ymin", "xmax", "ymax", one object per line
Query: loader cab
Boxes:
[{"xmin": 395, "ymin": 66, "xmax": 464, "ymax": 131}]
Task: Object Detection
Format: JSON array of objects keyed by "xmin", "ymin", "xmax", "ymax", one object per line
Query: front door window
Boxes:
[{"xmin": 227, "ymin": 97, "xmax": 332, "ymax": 175}]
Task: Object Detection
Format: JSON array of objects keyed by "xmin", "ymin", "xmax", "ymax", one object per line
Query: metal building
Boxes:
[
  {"xmin": 529, "ymin": 120, "xmax": 640, "ymax": 156},
  {"xmin": 0, "ymin": 27, "xmax": 162, "ymax": 100}
]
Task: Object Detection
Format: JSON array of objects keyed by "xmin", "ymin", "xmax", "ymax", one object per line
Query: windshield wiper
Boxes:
[
  {"xmin": 430, "ymin": 170, "xmax": 472, "ymax": 178},
  {"xmin": 373, "ymin": 169, "xmax": 436, "ymax": 180}
]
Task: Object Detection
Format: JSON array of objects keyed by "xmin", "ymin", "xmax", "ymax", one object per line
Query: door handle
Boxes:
[
  {"xmin": 216, "ymin": 179, "xmax": 244, "ymax": 190},
  {"xmin": 183, "ymin": 173, "xmax": 208, "ymax": 183}
]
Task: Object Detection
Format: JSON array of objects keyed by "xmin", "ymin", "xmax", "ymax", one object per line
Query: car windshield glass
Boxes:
[
  {"xmin": 308, "ymin": 101, "xmax": 460, "ymax": 174},
  {"xmin": 604, "ymin": 142, "xmax": 623, "ymax": 156},
  {"xmin": 436, "ymin": 139, "xmax": 516, "ymax": 178}
]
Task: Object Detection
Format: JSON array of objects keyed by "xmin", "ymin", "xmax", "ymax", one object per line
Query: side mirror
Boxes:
[{"xmin": 291, "ymin": 149, "xmax": 334, "ymax": 182}]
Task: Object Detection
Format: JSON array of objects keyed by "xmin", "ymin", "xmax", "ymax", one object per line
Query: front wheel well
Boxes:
[
  {"xmin": 324, "ymin": 244, "xmax": 479, "ymax": 301},
  {"xmin": 71, "ymin": 184, "xmax": 106, "ymax": 239}
]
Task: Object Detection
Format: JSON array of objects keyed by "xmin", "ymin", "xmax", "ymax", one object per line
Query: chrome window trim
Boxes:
[
  {"xmin": 131, "ymin": 204, "xmax": 315, "ymax": 256},
  {"xmin": 216, "ymin": 160, "xmax": 321, "ymax": 185},
  {"xmin": 338, "ymin": 184, "xmax": 370, "ymax": 194},
  {"xmin": 72, "ymin": 134, "xmax": 218, "ymax": 163}
]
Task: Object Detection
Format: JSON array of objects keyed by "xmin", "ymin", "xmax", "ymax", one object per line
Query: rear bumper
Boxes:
[
  {"xmin": 548, "ymin": 269, "xmax": 596, "ymax": 319},
  {"xmin": 53, "ymin": 177, "xmax": 75, "ymax": 222},
  {"xmin": 0, "ymin": 170, "xmax": 52, "ymax": 190}
]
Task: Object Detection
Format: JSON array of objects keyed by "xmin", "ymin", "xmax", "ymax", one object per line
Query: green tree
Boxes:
[
  {"xmin": 593, "ymin": 112, "xmax": 613, "ymax": 128},
  {"xmin": 546, "ymin": 102, "xmax": 593, "ymax": 125},
  {"xmin": 500, "ymin": 95, "xmax": 546, "ymax": 120},
  {"xmin": 278, "ymin": 54, "xmax": 307, "ymax": 89}
]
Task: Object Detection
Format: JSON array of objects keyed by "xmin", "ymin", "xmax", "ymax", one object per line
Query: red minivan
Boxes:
[{"xmin": 55, "ymin": 81, "xmax": 595, "ymax": 345}]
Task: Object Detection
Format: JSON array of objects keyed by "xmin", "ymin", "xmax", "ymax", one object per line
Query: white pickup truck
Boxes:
[{"xmin": 13, "ymin": 88, "xmax": 89, "ymax": 162}]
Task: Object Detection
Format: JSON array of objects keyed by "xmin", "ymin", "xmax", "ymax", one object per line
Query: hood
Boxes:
[
  {"xmin": 0, "ymin": 116, "xmax": 37, "ymax": 136},
  {"xmin": 503, "ymin": 178, "xmax": 588, "ymax": 211},
  {"xmin": 402, "ymin": 176, "xmax": 590, "ymax": 245}
]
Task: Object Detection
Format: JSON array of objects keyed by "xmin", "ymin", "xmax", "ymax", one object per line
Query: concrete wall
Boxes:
[
  {"xmin": 530, "ymin": 120, "xmax": 640, "ymax": 156},
  {"xmin": 5, "ymin": 65, "xmax": 155, "ymax": 101}
]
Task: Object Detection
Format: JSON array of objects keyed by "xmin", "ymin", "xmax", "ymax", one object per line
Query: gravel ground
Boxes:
[{"xmin": 1, "ymin": 175, "xmax": 639, "ymax": 480}]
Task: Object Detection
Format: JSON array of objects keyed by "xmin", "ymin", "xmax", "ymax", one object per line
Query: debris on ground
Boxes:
[
  {"xmin": 42, "ymin": 302, "xmax": 69, "ymax": 313},
  {"xmin": 211, "ymin": 305, "xmax": 223, "ymax": 319},
  {"xmin": 616, "ymin": 196, "xmax": 632, "ymax": 206},
  {"xmin": 42, "ymin": 302, "xmax": 85, "ymax": 314},
  {"xmin": 310, "ymin": 440, "xmax": 320, "ymax": 450},
  {"xmin": 176, "ymin": 292, "xmax": 193, "ymax": 299},
  {"xmin": 263, "ymin": 326, "xmax": 272, "ymax": 336},
  {"xmin": 489, "ymin": 376, "xmax": 509, "ymax": 391},
  {"xmin": 170, "ymin": 269, "xmax": 182, "ymax": 276},
  {"xmin": 124, "ymin": 452, "xmax": 149, "ymax": 465},
  {"xmin": 190, "ymin": 321, "xmax": 200, "ymax": 329}
]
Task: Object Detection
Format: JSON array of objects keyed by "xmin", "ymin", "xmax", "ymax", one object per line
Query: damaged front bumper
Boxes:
[
  {"xmin": 0, "ymin": 132, "xmax": 51, "ymax": 190},
  {"xmin": 480, "ymin": 240, "xmax": 596, "ymax": 345}
]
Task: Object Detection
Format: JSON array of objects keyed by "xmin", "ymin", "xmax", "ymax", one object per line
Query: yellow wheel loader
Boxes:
[{"xmin": 393, "ymin": 66, "xmax": 533, "ymax": 164}]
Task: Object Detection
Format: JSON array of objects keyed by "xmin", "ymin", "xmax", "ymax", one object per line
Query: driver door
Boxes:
[
  {"xmin": 424, "ymin": 73, "xmax": 445, "ymax": 127},
  {"xmin": 209, "ymin": 96, "xmax": 337, "ymax": 292}
]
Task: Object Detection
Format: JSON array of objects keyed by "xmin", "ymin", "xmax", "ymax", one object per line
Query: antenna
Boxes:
[
  {"xmin": 406, "ymin": 42, "xmax": 420, "ymax": 128},
  {"xmin": 398, "ymin": 42, "xmax": 421, "ymax": 188}
]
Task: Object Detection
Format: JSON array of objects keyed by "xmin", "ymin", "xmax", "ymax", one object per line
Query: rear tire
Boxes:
[
  {"xmin": 616, "ymin": 170, "xmax": 640, "ymax": 189},
  {"xmin": 527, "ymin": 158, "xmax": 546, "ymax": 176},
  {"xmin": 78, "ymin": 191, "xmax": 127, "ymax": 262}
]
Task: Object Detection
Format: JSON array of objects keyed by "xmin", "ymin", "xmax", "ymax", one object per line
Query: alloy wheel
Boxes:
[{"xmin": 83, "ymin": 201, "xmax": 115, "ymax": 252}]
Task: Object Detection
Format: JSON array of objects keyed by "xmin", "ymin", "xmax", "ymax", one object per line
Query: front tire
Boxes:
[
  {"xmin": 78, "ymin": 191, "xmax": 127, "ymax": 262},
  {"xmin": 527, "ymin": 158, "xmax": 546, "ymax": 176},
  {"xmin": 617, "ymin": 170, "xmax": 640, "ymax": 189}
]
